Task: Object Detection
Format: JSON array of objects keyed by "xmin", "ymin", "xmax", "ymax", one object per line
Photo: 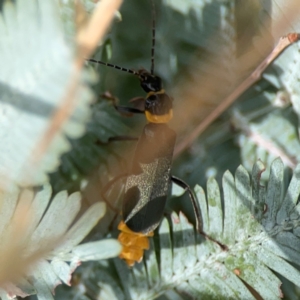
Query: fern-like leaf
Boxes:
[
  {"xmin": 49, "ymin": 100, "xmax": 129, "ymax": 194},
  {"xmin": 0, "ymin": 0, "xmax": 94, "ymax": 186},
  {"xmin": 0, "ymin": 185, "xmax": 121, "ymax": 300},
  {"xmin": 84, "ymin": 158, "xmax": 300, "ymax": 299}
]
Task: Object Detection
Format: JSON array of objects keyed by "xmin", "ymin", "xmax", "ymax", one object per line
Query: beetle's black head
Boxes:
[{"xmin": 137, "ymin": 69, "xmax": 162, "ymax": 93}]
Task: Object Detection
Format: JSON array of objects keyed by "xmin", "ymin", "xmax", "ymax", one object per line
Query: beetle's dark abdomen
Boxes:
[{"xmin": 123, "ymin": 123, "xmax": 176, "ymax": 233}]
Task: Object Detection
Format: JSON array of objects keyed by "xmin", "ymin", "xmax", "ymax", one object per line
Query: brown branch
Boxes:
[{"xmin": 174, "ymin": 33, "xmax": 300, "ymax": 157}]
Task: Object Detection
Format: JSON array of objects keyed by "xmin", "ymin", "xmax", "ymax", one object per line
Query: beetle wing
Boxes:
[{"xmin": 123, "ymin": 123, "xmax": 176, "ymax": 234}]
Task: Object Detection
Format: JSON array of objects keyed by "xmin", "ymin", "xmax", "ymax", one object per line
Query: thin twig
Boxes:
[{"xmin": 174, "ymin": 33, "xmax": 300, "ymax": 157}]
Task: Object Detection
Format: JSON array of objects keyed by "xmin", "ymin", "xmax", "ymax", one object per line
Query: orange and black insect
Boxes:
[{"xmin": 87, "ymin": 0, "xmax": 203, "ymax": 266}]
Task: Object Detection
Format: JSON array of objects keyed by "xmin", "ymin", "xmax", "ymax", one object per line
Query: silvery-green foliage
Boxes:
[
  {"xmin": 228, "ymin": 1, "xmax": 300, "ymax": 176},
  {"xmin": 87, "ymin": 158, "xmax": 300, "ymax": 299},
  {"xmin": 1, "ymin": 0, "xmax": 299, "ymax": 298},
  {"xmin": 52, "ymin": 0, "xmax": 300, "ymax": 299},
  {"xmin": 0, "ymin": 184, "xmax": 121, "ymax": 300},
  {"xmin": 168, "ymin": 0, "xmax": 300, "ymax": 184},
  {"xmin": 0, "ymin": 0, "xmax": 95, "ymax": 186},
  {"xmin": 49, "ymin": 100, "xmax": 129, "ymax": 194}
]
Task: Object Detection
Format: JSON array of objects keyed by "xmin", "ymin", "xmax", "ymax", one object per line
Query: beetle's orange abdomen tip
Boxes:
[
  {"xmin": 119, "ymin": 246, "xmax": 144, "ymax": 266},
  {"xmin": 118, "ymin": 221, "xmax": 154, "ymax": 266}
]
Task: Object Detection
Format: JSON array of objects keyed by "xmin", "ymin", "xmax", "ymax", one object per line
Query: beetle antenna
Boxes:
[
  {"xmin": 150, "ymin": 0, "xmax": 156, "ymax": 75},
  {"xmin": 87, "ymin": 58, "xmax": 138, "ymax": 76}
]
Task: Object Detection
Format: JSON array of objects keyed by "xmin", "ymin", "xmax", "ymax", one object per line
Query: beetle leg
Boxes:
[
  {"xmin": 171, "ymin": 175, "xmax": 202, "ymax": 233},
  {"xmin": 171, "ymin": 175, "xmax": 228, "ymax": 251},
  {"xmin": 102, "ymin": 173, "xmax": 128, "ymax": 212}
]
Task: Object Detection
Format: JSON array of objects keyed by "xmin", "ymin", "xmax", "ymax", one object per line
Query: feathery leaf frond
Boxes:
[{"xmin": 0, "ymin": 184, "xmax": 120, "ymax": 299}]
